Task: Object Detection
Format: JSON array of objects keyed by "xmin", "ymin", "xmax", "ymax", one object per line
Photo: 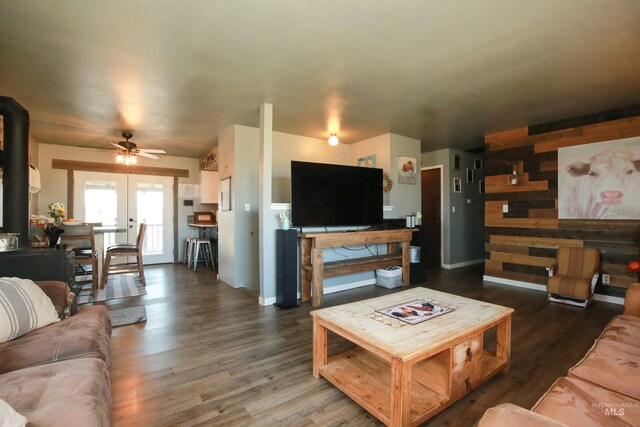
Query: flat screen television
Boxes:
[{"xmin": 291, "ymin": 161, "xmax": 383, "ymax": 227}]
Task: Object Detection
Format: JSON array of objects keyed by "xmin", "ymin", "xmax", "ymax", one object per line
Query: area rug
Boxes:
[
  {"xmin": 77, "ymin": 274, "xmax": 147, "ymax": 304},
  {"xmin": 108, "ymin": 305, "xmax": 147, "ymax": 327}
]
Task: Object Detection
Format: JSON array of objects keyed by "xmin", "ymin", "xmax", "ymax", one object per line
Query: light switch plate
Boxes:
[
  {"xmin": 244, "ymin": 203, "xmax": 250, "ymax": 212},
  {"xmin": 502, "ymin": 204, "xmax": 509, "ymax": 213}
]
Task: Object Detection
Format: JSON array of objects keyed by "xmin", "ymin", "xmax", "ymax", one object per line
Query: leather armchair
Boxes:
[{"xmin": 546, "ymin": 246, "xmax": 600, "ymax": 308}]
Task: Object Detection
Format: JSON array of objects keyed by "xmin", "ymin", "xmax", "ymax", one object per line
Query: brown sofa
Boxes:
[
  {"xmin": 479, "ymin": 283, "xmax": 640, "ymax": 426},
  {"xmin": 0, "ymin": 281, "xmax": 112, "ymax": 426}
]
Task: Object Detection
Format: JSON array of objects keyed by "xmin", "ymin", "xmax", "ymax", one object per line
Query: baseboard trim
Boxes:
[
  {"xmin": 259, "ymin": 296, "xmax": 277, "ymax": 306},
  {"xmin": 483, "ymin": 275, "xmax": 624, "ymax": 305},
  {"xmin": 258, "ymin": 278, "xmax": 377, "ymax": 306},
  {"xmin": 443, "ymin": 259, "xmax": 485, "ymax": 269},
  {"xmin": 593, "ymin": 294, "xmax": 625, "ymax": 305},
  {"xmin": 483, "ymin": 275, "xmax": 547, "ymax": 291}
]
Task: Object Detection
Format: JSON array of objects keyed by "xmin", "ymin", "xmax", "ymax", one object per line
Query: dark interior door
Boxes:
[{"xmin": 421, "ymin": 168, "xmax": 441, "ymax": 269}]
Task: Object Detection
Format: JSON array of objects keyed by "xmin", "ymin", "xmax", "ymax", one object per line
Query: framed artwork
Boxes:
[
  {"xmin": 474, "ymin": 158, "xmax": 482, "ymax": 170},
  {"xmin": 220, "ymin": 176, "xmax": 231, "ymax": 211},
  {"xmin": 558, "ymin": 136, "xmax": 640, "ymax": 219},
  {"xmin": 453, "ymin": 177, "xmax": 462, "ymax": 193},
  {"xmin": 357, "ymin": 154, "xmax": 376, "ymax": 168},
  {"xmin": 397, "ymin": 156, "xmax": 417, "ymax": 185},
  {"xmin": 479, "ymin": 180, "xmax": 485, "ymax": 194},
  {"xmin": 454, "ymin": 155, "xmax": 461, "ymax": 171},
  {"xmin": 466, "ymin": 168, "xmax": 473, "ymax": 183}
]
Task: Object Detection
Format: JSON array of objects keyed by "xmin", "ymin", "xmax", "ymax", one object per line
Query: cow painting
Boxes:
[{"xmin": 559, "ymin": 138, "xmax": 640, "ymax": 220}]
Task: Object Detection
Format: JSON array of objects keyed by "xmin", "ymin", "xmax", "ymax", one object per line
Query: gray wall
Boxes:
[
  {"xmin": 217, "ymin": 125, "xmax": 261, "ymax": 294},
  {"xmin": 233, "ymin": 126, "xmax": 260, "ymax": 292},
  {"xmin": 448, "ymin": 149, "xmax": 484, "ymax": 265},
  {"xmin": 421, "ymin": 149, "xmax": 451, "ymax": 265},
  {"xmin": 421, "ymin": 148, "xmax": 484, "ymax": 267}
]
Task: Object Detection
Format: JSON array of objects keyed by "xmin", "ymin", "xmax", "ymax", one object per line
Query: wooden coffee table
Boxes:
[{"xmin": 311, "ymin": 288, "xmax": 514, "ymax": 427}]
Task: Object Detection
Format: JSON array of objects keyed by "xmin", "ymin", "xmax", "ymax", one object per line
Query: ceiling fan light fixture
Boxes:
[
  {"xmin": 115, "ymin": 150, "xmax": 137, "ymax": 165},
  {"xmin": 328, "ymin": 134, "xmax": 339, "ymax": 146}
]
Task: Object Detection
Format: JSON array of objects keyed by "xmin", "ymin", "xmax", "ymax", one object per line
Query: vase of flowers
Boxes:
[
  {"xmin": 48, "ymin": 202, "xmax": 66, "ymax": 226},
  {"xmin": 279, "ymin": 212, "xmax": 290, "ymax": 230}
]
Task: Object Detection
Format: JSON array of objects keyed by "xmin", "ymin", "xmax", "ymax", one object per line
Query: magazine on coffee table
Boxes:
[{"xmin": 375, "ymin": 298, "xmax": 455, "ymax": 325}]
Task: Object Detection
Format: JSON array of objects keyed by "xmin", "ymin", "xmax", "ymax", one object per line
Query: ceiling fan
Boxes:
[{"xmin": 108, "ymin": 131, "xmax": 166, "ymax": 164}]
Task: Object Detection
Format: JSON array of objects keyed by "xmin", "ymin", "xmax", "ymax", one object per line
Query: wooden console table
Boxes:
[{"xmin": 299, "ymin": 228, "xmax": 416, "ymax": 307}]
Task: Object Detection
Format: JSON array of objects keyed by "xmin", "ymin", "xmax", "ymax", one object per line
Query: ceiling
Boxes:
[{"xmin": 1, "ymin": 1, "xmax": 639, "ymax": 158}]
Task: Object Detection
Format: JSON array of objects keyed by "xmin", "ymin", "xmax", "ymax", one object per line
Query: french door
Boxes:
[{"xmin": 73, "ymin": 171, "xmax": 174, "ymax": 264}]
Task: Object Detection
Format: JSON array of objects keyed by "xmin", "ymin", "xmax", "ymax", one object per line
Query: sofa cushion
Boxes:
[
  {"xmin": 479, "ymin": 403, "xmax": 568, "ymax": 427},
  {"xmin": 33, "ymin": 281, "xmax": 70, "ymax": 318},
  {"xmin": 569, "ymin": 339, "xmax": 640, "ymax": 400},
  {"xmin": 0, "ymin": 277, "xmax": 59, "ymax": 343},
  {"xmin": 623, "ymin": 283, "xmax": 640, "ymax": 317},
  {"xmin": 0, "ymin": 398, "xmax": 27, "ymax": 427},
  {"xmin": 0, "ymin": 305, "xmax": 111, "ymax": 374},
  {"xmin": 547, "ymin": 275, "xmax": 591, "ymax": 300},
  {"xmin": 0, "ymin": 358, "xmax": 111, "ymax": 427},
  {"xmin": 599, "ymin": 315, "xmax": 640, "ymax": 346},
  {"xmin": 533, "ymin": 377, "xmax": 640, "ymax": 426}
]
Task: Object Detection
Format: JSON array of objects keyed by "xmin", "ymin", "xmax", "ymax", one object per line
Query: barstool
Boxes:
[
  {"xmin": 183, "ymin": 237, "xmax": 195, "ymax": 267},
  {"xmin": 192, "ymin": 238, "xmax": 214, "ymax": 271}
]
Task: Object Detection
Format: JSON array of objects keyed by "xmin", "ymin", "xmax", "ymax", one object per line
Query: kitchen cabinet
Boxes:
[{"xmin": 199, "ymin": 171, "xmax": 219, "ymax": 204}]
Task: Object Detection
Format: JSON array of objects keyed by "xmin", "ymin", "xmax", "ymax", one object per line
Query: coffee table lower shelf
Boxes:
[
  {"xmin": 318, "ymin": 347, "xmax": 507, "ymax": 426},
  {"xmin": 318, "ymin": 348, "xmax": 448, "ymax": 426}
]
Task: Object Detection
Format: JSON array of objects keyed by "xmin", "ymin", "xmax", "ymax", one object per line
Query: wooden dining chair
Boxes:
[
  {"xmin": 59, "ymin": 223, "xmax": 98, "ymax": 296},
  {"xmin": 102, "ymin": 223, "xmax": 147, "ymax": 287}
]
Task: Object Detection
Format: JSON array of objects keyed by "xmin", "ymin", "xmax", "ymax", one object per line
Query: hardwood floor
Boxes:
[{"xmin": 106, "ymin": 263, "xmax": 622, "ymax": 426}]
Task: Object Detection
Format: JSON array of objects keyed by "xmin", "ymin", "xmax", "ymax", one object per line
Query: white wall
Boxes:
[
  {"xmin": 390, "ymin": 134, "xmax": 422, "ymax": 217},
  {"xmin": 215, "ymin": 121, "xmax": 424, "ymax": 304},
  {"xmin": 271, "ymin": 132, "xmax": 351, "ymax": 203},
  {"xmin": 37, "ymin": 143, "xmax": 203, "ymax": 260},
  {"xmin": 350, "ymin": 134, "xmax": 391, "ymax": 206},
  {"xmin": 259, "ymin": 131, "xmax": 421, "ymax": 302}
]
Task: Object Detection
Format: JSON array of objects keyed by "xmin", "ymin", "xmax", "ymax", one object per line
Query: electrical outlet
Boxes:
[
  {"xmin": 244, "ymin": 203, "xmax": 250, "ymax": 212},
  {"xmin": 602, "ymin": 274, "xmax": 610, "ymax": 285},
  {"xmin": 452, "ymin": 206, "xmax": 455, "ymax": 213},
  {"xmin": 467, "ymin": 199, "xmax": 472, "ymax": 204},
  {"xmin": 502, "ymin": 204, "xmax": 509, "ymax": 213}
]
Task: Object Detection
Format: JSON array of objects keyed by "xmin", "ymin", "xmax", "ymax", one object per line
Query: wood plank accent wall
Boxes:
[{"xmin": 484, "ymin": 114, "xmax": 640, "ymax": 292}]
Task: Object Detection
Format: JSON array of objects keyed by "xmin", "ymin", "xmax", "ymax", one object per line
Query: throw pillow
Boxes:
[
  {"xmin": 0, "ymin": 398, "xmax": 27, "ymax": 427},
  {"xmin": 0, "ymin": 277, "xmax": 60, "ymax": 343}
]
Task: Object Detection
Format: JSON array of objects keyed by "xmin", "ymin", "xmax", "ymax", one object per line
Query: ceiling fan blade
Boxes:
[
  {"xmin": 138, "ymin": 148, "xmax": 166, "ymax": 154},
  {"xmin": 137, "ymin": 151, "xmax": 160, "ymax": 160},
  {"xmin": 109, "ymin": 142, "xmax": 124, "ymax": 149}
]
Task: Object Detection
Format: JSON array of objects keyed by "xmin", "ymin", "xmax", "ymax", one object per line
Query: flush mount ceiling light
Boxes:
[{"xmin": 328, "ymin": 134, "xmax": 339, "ymax": 146}]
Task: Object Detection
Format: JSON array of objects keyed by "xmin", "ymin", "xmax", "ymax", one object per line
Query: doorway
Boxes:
[
  {"xmin": 421, "ymin": 167, "xmax": 442, "ymax": 269},
  {"xmin": 74, "ymin": 171, "xmax": 174, "ymax": 264}
]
